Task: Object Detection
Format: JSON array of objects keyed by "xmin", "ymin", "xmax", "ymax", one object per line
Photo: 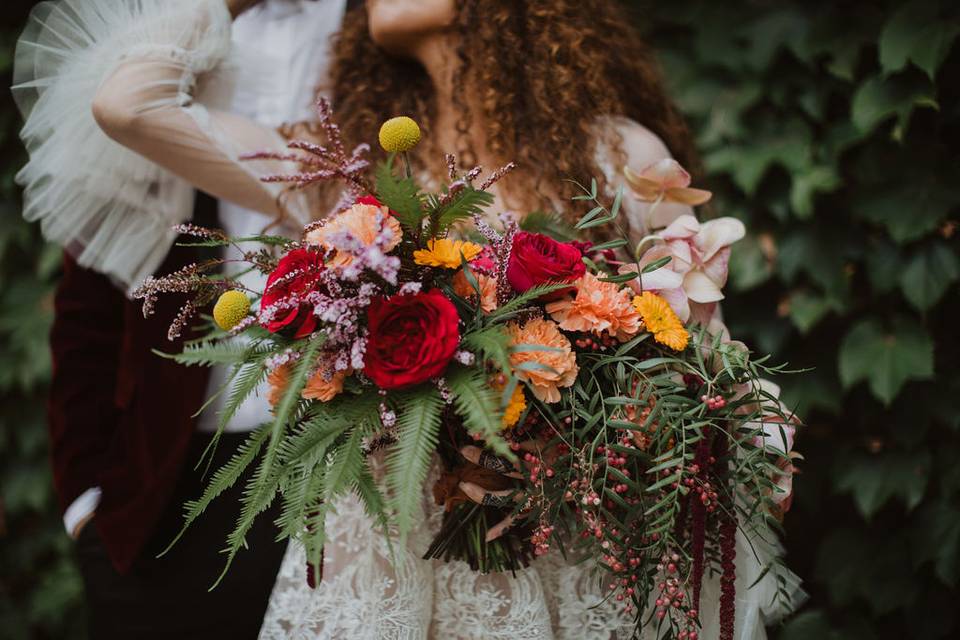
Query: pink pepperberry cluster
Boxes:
[
  {"xmin": 573, "ymin": 332, "xmax": 618, "ymax": 351},
  {"xmin": 701, "ymin": 394, "xmax": 726, "ymax": 410},
  {"xmin": 653, "ymin": 554, "xmax": 700, "ymax": 638}
]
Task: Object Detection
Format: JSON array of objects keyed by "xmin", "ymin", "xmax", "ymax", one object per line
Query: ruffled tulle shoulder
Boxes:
[{"xmin": 13, "ymin": 0, "xmax": 232, "ymax": 294}]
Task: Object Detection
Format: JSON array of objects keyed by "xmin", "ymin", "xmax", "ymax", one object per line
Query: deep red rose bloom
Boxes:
[
  {"xmin": 506, "ymin": 231, "xmax": 586, "ymax": 299},
  {"xmin": 364, "ymin": 289, "xmax": 460, "ymax": 389},
  {"xmin": 356, "ymin": 195, "xmax": 398, "ymax": 218},
  {"xmin": 261, "ymin": 248, "xmax": 325, "ymax": 338}
]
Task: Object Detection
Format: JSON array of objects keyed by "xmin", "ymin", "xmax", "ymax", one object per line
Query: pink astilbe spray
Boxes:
[{"xmin": 242, "ymin": 98, "xmax": 371, "ymax": 201}]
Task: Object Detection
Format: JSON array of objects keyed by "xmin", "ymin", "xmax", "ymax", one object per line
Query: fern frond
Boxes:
[
  {"xmin": 486, "ymin": 282, "xmax": 573, "ymax": 323},
  {"xmin": 519, "ymin": 210, "xmax": 577, "ymax": 242},
  {"xmin": 375, "ymin": 158, "xmax": 424, "ymax": 230},
  {"xmin": 461, "ymin": 326, "xmax": 512, "ymax": 372},
  {"xmin": 430, "ymin": 187, "xmax": 495, "ymax": 233},
  {"xmin": 160, "ymin": 425, "xmax": 272, "ymax": 557},
  {"xmin": 213, "ymin": 335, "xmax": 324, "ymax": 588},
  {"xmin": 386, "ymin": 387, "xmax": 444, "ymax": 540},
  {"xmin": 446, "ymin": 365, "xmax": 512, "ymax": 457}
]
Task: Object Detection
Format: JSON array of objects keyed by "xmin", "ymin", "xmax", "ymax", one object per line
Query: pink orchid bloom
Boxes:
[
  {"xmin": 623, "ymin": 159, "xmax": 713, "ymax": 206},
  {"xmin": 621, "ymin": 214, "xmax": 745, "ymax": 324}
]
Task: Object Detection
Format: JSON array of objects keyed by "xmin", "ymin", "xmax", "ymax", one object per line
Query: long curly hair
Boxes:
[{"xmin": 325, "ymin": 0, "xmax": 698, "ymax": 215}]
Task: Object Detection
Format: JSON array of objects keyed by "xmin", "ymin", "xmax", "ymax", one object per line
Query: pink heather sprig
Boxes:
[
  {"xmin": 171, "ymin": 223, "xmax": 228, "ymax": 242},
  {"xmin": 350, "ymin": 335, "xmax": 367, "ymax": 371},
  {"xmin": 266, "ymin": 348, "xmax": 302, "ymax": 370},
  {"xmin": 495, "ymin": 223, "xmax": 518, "ymax": 305},
  {"xmin": 454, "ymin": 350, "xmax": 476, "ymax": 366},
  {"xmin": 241, "ymin": 98, "xmax": 371, "ymax": 197},
  {"xmin": 434, "ymin": 377, "xmax": 454, "ymax": 405},
  {"xmin": 479, "ymin": 161, "xmax": 517, "ymax": 191},
  {"xmin": 228, "ymin": 315, "xmax": 258, "ymax": 336},
  {"xmin": 167, "ymin": 300, "xmax": 197, "ymax": 341},
  {"xmin": 132, "ymin": 261, "xmax": 220, "ymax": 318}
]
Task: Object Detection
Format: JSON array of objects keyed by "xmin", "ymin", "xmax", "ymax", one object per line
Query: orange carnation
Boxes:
[
  {"xmin": 303, "ymin": 364, "xmax": 350, "ymax": 403},
  {"xmin": 545, "ymin": 272, "xmax": 642, "ymax": 341},
  {"xmin": 453, "ymin": 269, "xmax": 498, "ymax": 312},
  {"xmin": 507, "ymin": 317, "xmax": 578, "ymax": 403},
  {"xmin": 267, "ymin": 363, "xmax": 292, "ymax": 407},
  {"xmin": 268, "ymin": 361, "xmax": 350, "ymax": 407},
  {"xmin": 305, "ymin": 203, "xmax": 402, "ymax": 266}
]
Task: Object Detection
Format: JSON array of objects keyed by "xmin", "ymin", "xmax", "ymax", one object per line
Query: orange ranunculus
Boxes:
[
  {"xmin": 453, "ymin": 269, "xmax": 498, "ymax": 312},
  {"xmin": 507, "ymin": 318, "xmax": 578, "ymax": 404},
  {"xmin": 545, "ymin": 272, "xmax": 642, "ymax": 342},
  {"xmin": 305, "ymin": 203, "xmax": 402, "ymax": 266}
]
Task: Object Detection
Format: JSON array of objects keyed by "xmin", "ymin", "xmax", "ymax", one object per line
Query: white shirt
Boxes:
[{"xmin": 64, "ymin": 0, "xmax": 346, "ymax": 536}]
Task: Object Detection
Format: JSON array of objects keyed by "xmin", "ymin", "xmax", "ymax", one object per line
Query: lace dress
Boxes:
[{"xmin": 14, "ymin": 2, "xmax": 803, "ymax": 638}]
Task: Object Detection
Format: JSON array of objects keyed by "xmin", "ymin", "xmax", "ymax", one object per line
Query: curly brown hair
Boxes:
[{"xmin": 325, "ymin": 0, "xmax": 698, "ymax": 215}]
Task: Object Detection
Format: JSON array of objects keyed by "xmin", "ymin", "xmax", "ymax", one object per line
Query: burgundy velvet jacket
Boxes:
[{"xmin": 48, "ymin": 206, "xmax": 214, "ymax": 574}]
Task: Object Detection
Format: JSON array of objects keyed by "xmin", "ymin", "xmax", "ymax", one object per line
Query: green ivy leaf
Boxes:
[
  {"xmin": 727, "ymin": 233, "xmax": 773, "ymax": 292},
  {"xmin": 853, "ymin": 182, "xmax": 960, "ymax": 243},
  {"xmin": 787, "ymin": 289, "xmax": 837, "ymax": 334},
  {"xmin": 836, "ymin": 451, "xmax": 930, "ymax": 519},
  {"xmin": 839, "ymin": 317, "xmax": 934, "ymax": 404},
  {"xmin": 864, "ymin": 238, "xmax": 905, "ymax": 294},
  {"xmin": 851, "ymin": 72, "xmax": 938, "ymax": 139},
  {"xmin": 789, "ymin": 165, "xmax": 841, "ymax": 219},
  {"xmin": 879, "ymin": 0, "xmax": 960, "ymax": 80},
  {"xmin": 899, "ymin": 241, "xmax": 959, "ymax": 311}
]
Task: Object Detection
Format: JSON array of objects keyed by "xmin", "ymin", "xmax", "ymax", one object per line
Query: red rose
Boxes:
[
  {"xmin": 364, "ymin": 289, "xmax": 460, "ymax": 389},
  {"xmin": 261, "ymin": 248, "xmax": 325, "ymax": 338},
  {"xmin": 506, "ymin": 231, "xmax": 586, "ymax": 299}
]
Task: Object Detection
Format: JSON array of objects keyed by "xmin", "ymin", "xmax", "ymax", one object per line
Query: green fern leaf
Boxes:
[
  {"xmin": 430, "ymin": 187, "xmax": 495, "ymax": 233},
  {"xmin": 214, "ymin": 335, "xmax": 324, "ymax": 587},
  {"xmin": 375, "ymin": 158, "xmax": 424, "ymax": 230},
  {"xmin": 461, "ymin": 326, "xmax": 512, "ymax": 372},
  {"xmin": 160, "ymin": 425, "xmax": 271, "ymax": 557},
  {"xmin": 519, "ymin": 210, "xmax": 577, "ymax": 242},
  {"xmin": 446, "ymin": 365, "xmax": 511, "ymax": 457},
  {"xmin": 386, "ymin": 387, "xmax": 444, "ymax": 540}
]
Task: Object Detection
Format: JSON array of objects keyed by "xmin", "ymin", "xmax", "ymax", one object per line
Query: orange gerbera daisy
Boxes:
[
  {"xmin": 545, "ymin": 272, "xmax": 642, "ymax": 341},
  {"xmin": 453, "ymin": 268, "xmax": 498, "ymax": 312},
  {"xmin": 507, "ymin": 317, "xmax": 578, "ymax": 404},
  {"xmin": 633, "ymin": 291, "xmax": 689, "ymax": 351},
  {"xmin": 305, "ymin": 202, "xmax": 402, "ymax": 266}
]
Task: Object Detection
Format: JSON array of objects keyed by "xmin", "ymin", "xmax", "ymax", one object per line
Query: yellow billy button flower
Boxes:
[
  {"xmin": 632, "ymin": 291, "xmax": 689, "ymax": 351},
  {"xmin": 378, "ymin": 116, "xmax": 421, "ymax": 153},
  {"xmin": 501, "ymin": 384, "xmax": 527, "ymax": 430},
  {"xmin": 413, "ymin": 238, "xmax": 483, "ymax": 269},
  {"xmin": 213, "ymin": 290, "xmax": 251, "ymax": 331}
]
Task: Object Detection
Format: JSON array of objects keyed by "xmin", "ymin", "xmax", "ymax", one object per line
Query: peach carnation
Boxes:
[
  {"xmin": 305, "ymin": 203, "xmax": 402, "ymax": 266},
  {"xmin": 453, "ymin": 269, "xmax": 498, "ymax": 312},
  {"xmin": 507, "ymin": 317, "xmax": 578, "ymax": 404},
  {"xmin": 545, "ymin": 272, "xmax": 642, "ymax": 341}
]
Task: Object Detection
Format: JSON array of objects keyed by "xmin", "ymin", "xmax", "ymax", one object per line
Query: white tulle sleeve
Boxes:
[{"xmin": 13, "ymin": 0, "xmax": 305, "ymax": 294}]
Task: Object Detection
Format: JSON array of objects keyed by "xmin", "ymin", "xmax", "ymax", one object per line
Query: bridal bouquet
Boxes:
[{"xmin": 136, "ymin": 101, "xmax": 799, "ymax": 639}]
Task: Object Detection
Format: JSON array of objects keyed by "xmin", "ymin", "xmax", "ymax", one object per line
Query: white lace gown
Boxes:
[{"xmin": 13, "ymin": 1, "xmax": 803, "ymax": 638}]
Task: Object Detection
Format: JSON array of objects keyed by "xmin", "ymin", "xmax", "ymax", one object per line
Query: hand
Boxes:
[{"xmin": 226, "ymin": 0, "xmax": 265, "ymax": 19}]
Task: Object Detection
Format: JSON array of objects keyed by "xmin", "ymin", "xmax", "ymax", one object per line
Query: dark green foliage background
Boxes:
[{"xmin": 0, "ymin": 0, "xmax": 957, "ymax": 638}]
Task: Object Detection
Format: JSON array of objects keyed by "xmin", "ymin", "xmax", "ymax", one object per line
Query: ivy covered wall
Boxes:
[
  {"xmin": 640, "ymin": 0, "xmax": 960, "ymax": 637},
  {"xmin": 0, "ymin": 0, "xmax": 957, "ymax": 638}
]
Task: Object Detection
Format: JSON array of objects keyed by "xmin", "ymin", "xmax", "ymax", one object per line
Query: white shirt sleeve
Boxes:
[{"xmin": 63, "ymin": 487, "xmax": 102, "ymax": 538}]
